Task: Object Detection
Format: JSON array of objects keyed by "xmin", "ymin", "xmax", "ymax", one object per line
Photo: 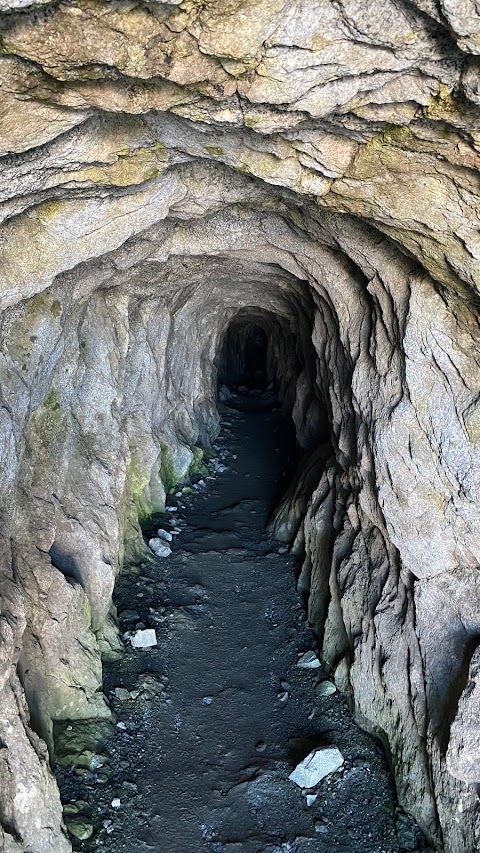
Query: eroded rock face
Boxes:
[{"xmin": 0, "ymin": 1, "xmax": 479, "ymax": 851}]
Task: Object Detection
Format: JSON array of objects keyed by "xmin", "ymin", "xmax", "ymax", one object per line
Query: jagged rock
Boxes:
[
  {"xmin": 289, "ymin": 747, "xmax": 344, "ymax": 789},
  {"xmin": 297, "ymin": 651, "xmax": 321, "ymax": 669}
]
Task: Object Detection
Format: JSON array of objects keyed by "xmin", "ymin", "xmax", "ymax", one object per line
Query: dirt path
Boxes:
[{"xmin": 56, "ymin": 400, "xmax": 431, "ymax": 853}]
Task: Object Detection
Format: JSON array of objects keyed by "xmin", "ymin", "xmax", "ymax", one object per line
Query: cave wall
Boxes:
[{"xmin": 0, "ymin": 2, "xmax": 479, "ymax": 851}]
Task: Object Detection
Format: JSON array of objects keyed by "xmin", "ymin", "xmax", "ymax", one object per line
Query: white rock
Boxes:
[
  {"xmin": 297, "ymin": 651, "xmax": 321, "ymax": 669},
  {"xmin": 157, "ymin": 528, "xmax": 173, "ymax": 542},
  {"xmin": 316, "ymin": 680, "xmax": 337, "ymax": 697},
  {"xmin": 165, "ymin": 505, "xmax": 176, "ymax": 512},
  {"xmin": 289, "ymin": 747, "xmax": 344, "ymax": 789},
  {"xmin": 111, "ymin": 799, "xmax": 121, "ymax": 809},
  {"xmin": 130, "ymin": 629, "xmax": 157, "ymax": 649},
  {"xmin": 306, "ymin": 794, "xmax": 318, "ymax": 806},
  {"xmin": 148, "ymin": 537, "xmax": 172, "ymax": 557}
]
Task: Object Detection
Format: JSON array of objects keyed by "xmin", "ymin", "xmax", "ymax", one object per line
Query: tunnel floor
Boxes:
[{"xmin": 55, "ymin": 396, "xmax": 431, "ymax": 853}]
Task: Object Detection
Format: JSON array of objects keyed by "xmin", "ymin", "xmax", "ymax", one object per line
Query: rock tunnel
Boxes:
[{"xmin": 0, "ymin": 1, "xmax": 479, "ymax": 852}]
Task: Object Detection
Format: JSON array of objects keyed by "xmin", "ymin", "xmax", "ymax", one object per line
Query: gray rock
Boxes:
[
  {"xmin": 130, "ymin": 629, "xmax": 157, "ymax": 649},
  {"xmin": 315, "ymin": 681, "xmax": 337, "ymax": 697},
  {"xmin": 289, "ymin": 747, "xmax": 344, "ymax": 788},
  {"xmin": 156, "ymin": 528, "xmax": 173, "ymax": 542},
  {"xmin": 297, "ymin": 651, "xmax": 321, "ymax": 669},
  {"xmin": 148, "ymin": 538, "xmax": 172, "ymax": 558}
]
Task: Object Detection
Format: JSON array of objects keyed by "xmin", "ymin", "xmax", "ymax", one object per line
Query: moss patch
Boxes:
[
  {"xmin": 203, "ymin": 145, "xmax": 224, "ymax": 156},
  {"xmin": 28, "ymin": 387, "xmax": 67, "ymax": 453},
  {"xmin": 127, "ymin": 452, "xmax": 152, "ymax": 523},
  {"xmin": 159, "ymin": 442, "xmax": 176, "ymax": 493}
]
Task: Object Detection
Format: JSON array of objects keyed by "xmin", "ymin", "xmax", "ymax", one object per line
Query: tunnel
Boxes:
[{"xmin": 0, "ymin": 3, "xmax": 480, "ymax": 853}]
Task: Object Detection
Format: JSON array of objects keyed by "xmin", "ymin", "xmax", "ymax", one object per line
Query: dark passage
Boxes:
[{"xmin": 55, "ymin": 402, "xmax": 430, "ymax": 853}]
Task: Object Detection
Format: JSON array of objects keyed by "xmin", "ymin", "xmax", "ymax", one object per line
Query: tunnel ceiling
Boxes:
[{"xmin": 0, "ymin": 2, "xmax": 480, "ymax": 853}]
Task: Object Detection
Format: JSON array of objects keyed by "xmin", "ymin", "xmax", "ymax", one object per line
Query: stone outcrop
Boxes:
[{"xmin": 0, "ymin": 1, "xmax": 479, "ymax": 851}]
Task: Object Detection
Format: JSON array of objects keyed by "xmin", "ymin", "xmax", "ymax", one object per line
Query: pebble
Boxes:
[
  {"xmin": 111, "ymin": 798, "xmax": 121, "ymax": 809},
  {"xmin": 66, "ymin": 819, "xmax": 94, "ymax": 841},
  {"xmin": 296, "ymin": 650, "xmax": 321, "ymax": 669},
  {"xmin": 306, "ymin": 794, "xmax": 318, "ymax": 807},
  {"xmin": 148, "ymin": 538, "xmax": 172, "ymax": 558},
  {"xmin": 255, "ymin": 741, "xmax": 267, "ymax": 753},
  {"xmin": 277, "ymin": 691, "xmax": 289, "ymax": 705},
  {"xmin": 315, "ymin": 680, "xmax": 337, "ymax": 697},
  {"xmin": 116, "ymin": 722, "xmax": 127, "ymax": 730},
  {"xmin": 157, "ymin": 528, "xmax": 173, "ymax": 542},
  {"xmin": 113, "ymin": 687, "xmax": 130, "ymax": 701}
]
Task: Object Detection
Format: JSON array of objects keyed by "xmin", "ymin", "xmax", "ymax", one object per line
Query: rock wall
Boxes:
[{"xmin": 0, "ymin": 2, "xmax": 479, "ymax": 851}]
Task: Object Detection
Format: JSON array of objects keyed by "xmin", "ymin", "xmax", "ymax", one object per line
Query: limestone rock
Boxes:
[
  {"xmin": 130, "ymin": 629, "xmax": 157, "ymax": 650},
  {"xmin": 289, "ymin": 747, "xmax": 344, "ymax": 788}
]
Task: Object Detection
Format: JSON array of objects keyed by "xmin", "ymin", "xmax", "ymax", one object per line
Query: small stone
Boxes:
[
  {"xmin": 113, "ymin": 687, "xmax": 130, "ymax": 701},
  {"xmin": 148, "ymin": 537, "xmax": 172, "ymax": 558},
  {"xmin": 289, "ymin": 747, "xmax": 344, "ymax": 788},
  {"xmin": 277, "ymin": 691, "xmax": 289, "ymax": 705},
  {"xmin": 315, "ymin": 680, "xmax": 337, "ymax": 697},
  {"xmin": 119, "ymin": 609, "xmax": 141, "ymax": 622},
  {"xmin": 202, "ymin": 696, "xmax": 213, "ymax": 705},
  {"xmin": 89, "ymin": 754, "xmax": 106, "ymax": 770},
  {"xmin": 130, "ymin": 629, "xmax": 157, "ymax": 649},
  {"xmin": 157, "ymin": 528, "xmax": 173, "ymax": 542},
  {"xmin": 111, "ymin": 798, "xmax": 121, "ymax": 809},
  {"xmin": 278, "ymin": 545, "xmax": 289, "ymax": 554},
  {"xmin": 116, "ymin": 721, "xmax": 127, "ymax": 730},
  {"xmin": 165, "ymin": 505, "xmax": 176, "ymax": 512},
  {"xmin": 297, "ymin": 651, "xmax": 321, "ymax": 669},
  {"xmin": 66, "ymin": 819, "xmax": 94, "ymax": 841},
  {"xmin": 306, "ymin": 794, "xmax": 318, "ymax": 806},
  {"xmin": 255, "ymin": 740, "xmax": 267, "ymax": 753}
]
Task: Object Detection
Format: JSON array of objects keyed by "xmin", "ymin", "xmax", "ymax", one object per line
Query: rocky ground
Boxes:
[{"xmin": 55, "ymin": 395, "xmax": 433, "ymax": 853}]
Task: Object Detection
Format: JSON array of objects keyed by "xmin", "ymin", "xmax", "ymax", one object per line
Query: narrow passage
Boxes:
[{"xmin": 56, "ymin": 396, "xmax": 430, "ymax": 853}]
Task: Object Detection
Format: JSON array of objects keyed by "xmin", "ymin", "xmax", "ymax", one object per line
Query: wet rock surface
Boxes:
[{"xmin": 56, "ymin": 400, "xmax": 431, "ymax": 853}]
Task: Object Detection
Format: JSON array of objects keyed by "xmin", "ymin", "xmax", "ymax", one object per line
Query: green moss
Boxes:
[
  {"xmin": 127, "ymin": 452, "xmax": 152, "ymax": 523},
  {"xmin": 188, "ymin": 445, "xmax": 208, "ymax": 478},
  {"xmin": 28, "ymin": 387, "xmax": 67, "ymax": 452},
  {"xmin": 244, "ymin": 115, "xmax": 261, "ymax": 128},
  {"xmin": 234, "ymin": 162, "xmax": 252, "ymax": 174},
  {"xmin": 203, "ymin": 145, "xmax": 225, "ymax": 156},
  {"xmin": 51, "ymin": 299, "xmax": 62, "ymax": 318},
  {"xmin": 289, "ymin": 208, "xmax": 304, "ymax": 227},
  {"xmin": 159, "ymin": 442, "xmax": 176, "ymax": 493}
]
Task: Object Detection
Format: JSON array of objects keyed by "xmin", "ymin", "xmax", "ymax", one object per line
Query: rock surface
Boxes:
[{"xmin": 0, "ymin": 1, "xmax": 478, "ymax": 852}]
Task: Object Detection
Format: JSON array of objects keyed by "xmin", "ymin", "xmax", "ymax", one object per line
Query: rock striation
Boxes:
[{"xmin": 0, "ymin": 1, "xmax": 479, "ymax": 851}]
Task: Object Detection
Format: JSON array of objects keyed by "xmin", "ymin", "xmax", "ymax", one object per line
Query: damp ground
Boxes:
[{"xmin": 55, "ymin": 394, "xmax": 433, "ymax": 853}]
